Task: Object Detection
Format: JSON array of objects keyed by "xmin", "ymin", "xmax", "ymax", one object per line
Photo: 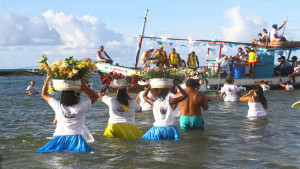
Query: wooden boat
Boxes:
[{"xmin": 258, "ymin": 41, "xmax": 300, "ymax": 49}]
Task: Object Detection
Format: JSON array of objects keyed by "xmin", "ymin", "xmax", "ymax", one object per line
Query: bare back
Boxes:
[{"xmin": 176, "ymin": 87, "xmax": 208, "ymax": 116}]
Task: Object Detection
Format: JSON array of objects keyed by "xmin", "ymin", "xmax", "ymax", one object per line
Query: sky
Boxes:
[{"xmin": 0, "ymin": 0, "xmax": 300, "ymax": 69}]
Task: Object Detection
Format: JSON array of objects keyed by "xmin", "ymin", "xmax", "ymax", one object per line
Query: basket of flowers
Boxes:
[
  {"xmin": 99, "ymin": 72, "xmax": 140, "ymax": 89},
  {"xmin": 139, "ymin": 67, "xmax": 185, "ymax": 88},
  {"xmin": 38, "ymin": 54, "xmax": 96, "ymax": 92}
]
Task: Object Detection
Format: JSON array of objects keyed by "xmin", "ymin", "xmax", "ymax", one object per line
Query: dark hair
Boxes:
[
  {"xmin": 186, "ymin": 79, "xmax": 199, "ymax": 88},
  {"xmin": 286, "ymin": 80, "xmax": 291, "ymax": 85},
  {"xmin": 263, "ymin": 28, "xmax": 267, "ymax": 31},
  {"xmin": 117, "ymin": 88, "xmax": 130, "ymax": 106},
  {"xmin": 238, "ymin": 47, "xmax": 243, "ymax": 50},
  {"xmin": 255, "ymin": 86, "xmax": 267, "ymax": 106},
  {"xmin": 272, "ymin": 24, "xmax": 277, "ymax": 29},
  {"xmin": 258, "ymin": 33, "xmax": 262, "ymax": 36},
  {"xmin": 225, "ymin": 77, "xmax": 233, "ymax": 84},
  {"xmin": 61, "ymin": 90, "xmax": 78, "ymax": 107},
  {"xmin": 151, "ymin": 88, "xmax": 169, "ymax": 100},
  {"xmin": 259, "ymin": 80, "xmax": 264, "ymax": 84},
  {"xmin": 292, "ymin": 56, "xmax": 298, "ymax": 61},
  {"xmin": 264, "ymin": 81, "xmax": 269, "ymax": 85}
]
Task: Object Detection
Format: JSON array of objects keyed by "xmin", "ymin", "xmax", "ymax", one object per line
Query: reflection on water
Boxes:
[{"xmin": 1, "ymin": 75, "xmax": 300, "ymax": 168}]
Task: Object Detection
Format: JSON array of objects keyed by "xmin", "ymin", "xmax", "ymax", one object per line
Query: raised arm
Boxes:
[
  {"xmin": 278, "ymin": 21, "xmax": 286, "ymax": 30},
  {"xmin": 98, "ymin": 84, "xmax": 109, "ymax": 100},
  {"xmin": 239, "ymin": 90, "xmax": 253, "ymax": 102},
  {"xmin": 81, "ymin": 78, "xmax": 99, "ymax": 104},
  {"xmin": 169, "ymin": 84, "xmax": 188, "ymax": 107},
  {"xmin": 279, "ymin": 79, "xmax": 286, "ymax": 88},
  {"xmin": 136, "ymin": 92, "xmax": 141, "ymax": 103},
  {"xmin": 143, "ymin": 86, "xmax": 155, "ymax": 107},
  {"xmin": 41, "ymin": 74, "xmax": 52, "ymax": 103}
]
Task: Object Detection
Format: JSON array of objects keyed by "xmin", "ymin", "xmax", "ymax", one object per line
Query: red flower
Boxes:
[
  {"xmin": 108, "ymin": 79, "xmax": 111, "ymax": 83},
  {"xmin": 131, "ymin": 80, "xmax": 135, "ymax": 84},
  {"xmin": 84, "ymin": 57, "xmax": 91, "ymax": 61},
  {"xmin": 109, "ymin": 72, "xmax": 113, "ymax": 75},
  {"xmin": 118, "ymin": 73, "xmax": 122, "ymax": 76},
  {"xmin": 113, "ymin": 72, "xmax": 117, "ymax": 76},
  {"xmin": 127, "ymin": 88, "xmax": 130, "ymax": 91},
  {"xmin": 121, "ymin": 76, "xmax": 125, "ymax": 79}
]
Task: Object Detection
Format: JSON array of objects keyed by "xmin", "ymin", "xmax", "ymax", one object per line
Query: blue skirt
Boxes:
[
  {"xmin": 141, "ymin": 125, "xmax": 180, "ymax": 141},
  {"xmin": 36, "ymin": 135, "xmax": 93, "ymax": 153}
]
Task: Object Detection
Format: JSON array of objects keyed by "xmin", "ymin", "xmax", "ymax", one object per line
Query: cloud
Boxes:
[
  {"xmin": 221, "ymin": 6, "xmax": 267, "ymax": 42},
  {"xmin": 0, "ymin": 10, "xmax": 139, "ymax": 67},
  {"xmin": 0, "ymin": 13, "xmax": 62, "ymax": 46}
]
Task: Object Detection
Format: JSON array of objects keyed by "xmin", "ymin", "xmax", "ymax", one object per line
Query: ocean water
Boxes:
[{"xmin": 1, "ymin": 74, "xmax": 300, "ymax": 168}]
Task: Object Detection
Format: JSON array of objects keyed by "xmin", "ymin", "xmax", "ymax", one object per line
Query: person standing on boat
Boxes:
[
  {"xmin": 274, "ymin": 56, "xmax": 293, "ymax": 76},
  {"xmin": 37, "ymin": 75, "xmax": 99, "ymax": 153},
  {"xmin": 218, "ymin": 55, "xmax": 231, "ymax": 77},
  {"xmin": 141, "ymin": 82, "xmax": 188, "ymax": 140},
  {"xmin": 154, "ymin": 45, "xmax": 168, "ymax": 68},
  {"xmin": 175, "ymin": 79, "xmax": 208, "ymax": 131},
  {"xmin": 245, "ymin": 47, "xmax": 257, "ymax": 79},
  {"xmin": 220, "ymin": 78, "xmax": 242, "ymax": 102},
  {"xmin": 99, "ymin": 85, "xmax": 143, "ymax": 139},
  {"xmin": 187, "ymin": 51, "xmax": 199, "ymax": 69},
  {"xmin": 270, "ymin": 21, "xmax": 287, "ymax": 42},
  {"xmin": 240, "ymin": 87, "xmax": 268, "ymax": 118},
  {"xmin": 140, "ymin": 47, "xmax": 154, "ymax": 67},
  {"xmin": 97, "ymin": 45, "xmax": 113, "ymax": 64},
  {"xmin": 167, "ymin": 48, "xmax": 181, "ymax": 68},
  {"xmin": 26, "ymin": 81, "xmax": 39, "ymax": 95}
]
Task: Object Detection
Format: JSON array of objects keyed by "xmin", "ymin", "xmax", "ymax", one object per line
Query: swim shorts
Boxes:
[{"xmin": 179, "ymin": 116, "xmax": 204, "ymax": 131}]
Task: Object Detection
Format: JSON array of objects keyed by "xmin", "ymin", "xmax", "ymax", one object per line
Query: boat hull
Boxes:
[
  {"xmin": 206, "ymin": 76, "xmax": 300, "ymax": 88},
  {"xmin": 95, "ymin": 62, "xmax": 137, "ymax": 76}
]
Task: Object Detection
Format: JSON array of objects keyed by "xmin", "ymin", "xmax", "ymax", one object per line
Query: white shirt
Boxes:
[
  {"xmin": 152, "ymin": 94, "xmax": 176, "ymax": 127},
  {"xmin": 199, "ymin": 84, "xmax": 207, "ymax": 91},
  {"xmin": 138, "ymin": 91, "xmax": 155, "ymax": 111},
  {"xmin": 270, "ymin": 28, "xmax": 278, "ymax": 41},
  {"xmin": 286, "ymin": 84, "xmax": 294, "ymax": 90},
  {"xmin": 220, "ymin": 84, "xmax": 240, "ymax": 102},
  {"xmin": 294, "ymin": 66, "xmax": 300, "ymax": 74},
  {"xmin": 27, "ymin": 85, "xmax": 37, "ymax": 94},
  {"xmin": 219, "ymin": 58, "xmax": 231, "ymax": 71},
  {"xmin": 102, "ymin": 95, "xmax": 141, "ymax": 124},
  {"xmin": 49, "ymin": 97, "xmax": 92, "ymax": 138},
  {"xmin": 180, "ymin": 83, "xmax": 187, "ymax": 90},
  {"xmin": 261, "ymin": 84, "xmax": 270, "ymax": 91}
]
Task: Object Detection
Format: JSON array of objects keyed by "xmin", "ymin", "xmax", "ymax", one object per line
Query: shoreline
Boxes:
[{"xmin": 0, "ymin": 70, "xmax": 45, "ymax": 76}]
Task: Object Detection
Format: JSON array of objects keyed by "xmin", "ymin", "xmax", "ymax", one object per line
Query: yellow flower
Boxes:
[
  {"xmin": 68, "ymin": 72, "xmax": 75, "ymax": 78},
  {"xmin": 39, "ymin": 59, "xmax": 44, "ymax": 63}
]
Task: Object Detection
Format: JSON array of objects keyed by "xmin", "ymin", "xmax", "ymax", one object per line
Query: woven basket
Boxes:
[
  {"xmin": 52, "ymin": 79, "xmax": 81, "ymax": 91},
  {"xmin": 110, "ymin": 79, "xmax": 127, "ymax": 89},
  {"xmin": 149, "ymin": 78, "xmax": 174, "ymax": 88}
]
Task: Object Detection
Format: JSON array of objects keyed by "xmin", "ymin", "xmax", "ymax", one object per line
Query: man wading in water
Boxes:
[{"xmin": 175, "ymin": 79, "xmax": 209, "ymax": 131}]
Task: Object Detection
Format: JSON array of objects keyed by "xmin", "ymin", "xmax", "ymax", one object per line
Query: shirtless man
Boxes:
[
  {"xmin": 175, "ymin": 79, "xmax": 209, "ymax": 131},
  {"xmin": 97, "ymin": 45, "xmax": 113, "ymax": 64},
  {"xmin": 140, "ymin": 47, "xmax": 154, "ymax": 66}
]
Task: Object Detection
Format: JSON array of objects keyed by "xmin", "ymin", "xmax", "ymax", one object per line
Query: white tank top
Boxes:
[
  {"xmin": 247, "ymin": 96, "xmax": 266, "ymax": 117},
  {"xmin": 97, "ymin": 50, "xmax": 106, "ymax": 61},
  {"xmin": 285, "ymin": 85, "xmax": 294, "ymax": 90},
  {"xmin": 139, "ymin": 91, "xmax": 155, "ymax": 111}
]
